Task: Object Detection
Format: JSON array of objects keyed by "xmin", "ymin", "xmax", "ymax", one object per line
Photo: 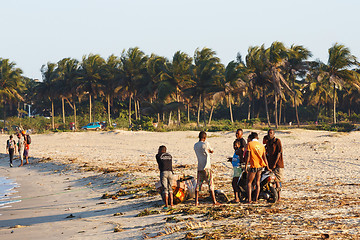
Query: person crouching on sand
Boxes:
[
  {"xmin": 156, "ymin": 145, "xmax": 174, "ymax": 210},
  {"xmin": 194, "ymin": 131, "xmax": 220, "ymax": 206}
]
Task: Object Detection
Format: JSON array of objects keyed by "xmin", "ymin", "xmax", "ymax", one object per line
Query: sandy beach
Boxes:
[{"xmin": 0, "ymin": 129, "xmax": 359, "ymax": 239}]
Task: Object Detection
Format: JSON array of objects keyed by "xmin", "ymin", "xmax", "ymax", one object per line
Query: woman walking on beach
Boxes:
[{"xmin": 6, "ymin": 135, "xmax": 17, "ymax": 167}]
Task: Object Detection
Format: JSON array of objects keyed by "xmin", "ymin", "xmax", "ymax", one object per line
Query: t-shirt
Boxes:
[
  {"xmin": 266, "ymin": 138, "xmax": 284, "ymax": 168},
  {"xmin": 156, "ymin": 152, "xmax": 173, "ymax": 172},
  {"xmin": 246, "ymin": 139, "xmax": 266, "ymax": 168},
  {"xmin": 7, "ymin": 139, "xmax": 16, "ymax": 149},
  {"xmin": 237, "ymin": 138, "xmax": 247, "ymax": 162},
  {"xmin": 18, "ymin": 137, "xmax": 24, "ymax": 149},
  {"xmin": 231, "ymin": 151, "xmax": 241, "ymax": 167},
  {"xmin": 194, "ymin": 141, "xmax": 213, "ymax": 171}
]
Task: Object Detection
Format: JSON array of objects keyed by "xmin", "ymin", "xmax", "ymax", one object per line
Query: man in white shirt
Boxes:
[{"xmin": 194, "ymin": 131, "xmax": 220, "ymax": 206}]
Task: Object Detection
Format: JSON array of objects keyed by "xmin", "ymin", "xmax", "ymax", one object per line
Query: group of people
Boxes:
[
  {"xmin": 6, "ymin": 131, "xmax": 31, "ymax": 167},
  {"xmin": 156, "ymin": 129, "xmax": 283, "ymax": 208}
]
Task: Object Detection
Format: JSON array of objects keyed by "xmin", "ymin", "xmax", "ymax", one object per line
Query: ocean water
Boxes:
[{"xmin": 0, "ymin": 176, "xmax": 20, "ymax": 211}]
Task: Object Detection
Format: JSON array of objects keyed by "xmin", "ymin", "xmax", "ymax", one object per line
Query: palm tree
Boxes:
[
  {"xmin": 223, "ymin": 60, "xmax": 246, "ymax": 123},
  {"xmin": 321, "ymin": 43, "xmax": 360, "ymax": 123},
  {"xmin": 160, "ymin": 51, "xmax": 193, "ymax": 125},
  {"xmin": 101, "ymin": 55, "xmax": 122, "ymax": 126},
  {"xmin": 38, "ymin": 63, "xmax": 59, "ymax": 129},
  {"xmin": 265, "ymin": 41, "xmax": 292, "ymax": 128},
  {"xmin": 244, "ymin": 45, "xmax": 271, "ymax": 126},
  {"xmin": 120, "ymin": 47, "xmax": 148, "ymax": 126},
  {"xmin": 58, "ymin": 58, "xmax": 81, "ymax": 128},
  {"xmin": 285, "ymin": 45, "xmax": 312, "ymax": 127},
  {"xmin": 0, "ymin": 58, "xmax": 24, "ymax": 129},
  {"xmin": 188, "ymin": 47, "xmax": 222, "ymax": 126},
  {"xmin": 80, "ymin": 54, "xmax": 106, "ymax": 123}
]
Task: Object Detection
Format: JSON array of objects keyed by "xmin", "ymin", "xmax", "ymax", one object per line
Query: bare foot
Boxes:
[
  {"xmin": 195, "ymin": 202, "xmax": 199, "ymax": 206},
  {"xmin": 213, "ymin": 202, "xmax": 221, "ymax": 206},
  {"xmin": 18, "ymin": 164, "xmax": 23, "ymax": 167}
]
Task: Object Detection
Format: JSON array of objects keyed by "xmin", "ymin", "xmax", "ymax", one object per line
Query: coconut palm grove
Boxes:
[{"xmin": 1, "ymin": 42, "xmax": 360, "ymax": 132}]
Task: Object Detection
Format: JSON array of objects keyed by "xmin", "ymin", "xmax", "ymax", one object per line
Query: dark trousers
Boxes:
[{"xmin": 9, "ymin": 148, "xmax": 14, "ymax": 164}]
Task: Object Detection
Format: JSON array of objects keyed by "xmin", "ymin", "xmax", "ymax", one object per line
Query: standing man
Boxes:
[
  {"xmin": 6, "ymin": 135, "xmax": 17, "ymax": 167},
  {"xmin": 266, "ymin": 129, "xmax": 284, "ymax": 200},
  {"xmin": 156, "ymin": 145, "xmax": 174, "ymax": 210},
  {"xmin": 194, "ymin": 131, "xmax": 220, "ymax": 206},
  {"xmin": 245, "ymin": 132, "xmax": 270, "ymax": 203},
  {"xmin": 17, "ymin": 133, "xmax": 25, "ymax": 167}
]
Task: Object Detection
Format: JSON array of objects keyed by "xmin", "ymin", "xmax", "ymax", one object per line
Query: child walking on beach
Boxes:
[
  {"xmin": 6, "ymin": 135, "xmax": 17, "ymax": 167},
  {"xmin": 156, "ymin": 145, "xmax": 174, "ymax": 209}
]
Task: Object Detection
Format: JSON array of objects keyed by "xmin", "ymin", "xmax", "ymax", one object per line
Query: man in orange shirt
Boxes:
[{"xmin": 245, "ymin": 132, "xmax": 270, "ymax": 203}]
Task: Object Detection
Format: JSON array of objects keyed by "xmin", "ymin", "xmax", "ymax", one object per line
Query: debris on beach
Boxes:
[
  {"xmin": 113, "ymin": 212, "xmax": 124, "ymax": 216},
  {"xmin": 136, "ymin": 208, "xmax": 161, "ymax": 217},
  {"xmin": 10, "ymin": 225, "xmax": 27, "ymax": 229},
  {"xmin": 65, "ymin": 214, "xmax": 75, "ymax": 218},
  {"xmin": 114, "ymin": 225, "xmax": 123, "ymax": 232}
]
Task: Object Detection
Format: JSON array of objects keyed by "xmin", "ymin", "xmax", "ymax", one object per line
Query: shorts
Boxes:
[
  {"xmin": 23, "ymin": 149, "xmax": 29, "ymax": 157},
  {"xmin": 160, "ymin": 171, "xmax": 173, "ymax": 195},
  {"xmin": 196, "ymin": 169, "xmax": 214, "ymax": 191},
  {"xmin": 273, "ymin": 168, "xmax": 283, "ymax": 182},
  {"xmin": 233, "ymin": 167, "xmax": 242, "ymax": 178},
  {"xmin": 249, "ymin": 167, "xmax": 264, "ymax": 173}
]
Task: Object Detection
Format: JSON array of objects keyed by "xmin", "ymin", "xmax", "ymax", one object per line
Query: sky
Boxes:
[{"xmin": 1, "ymin": 0, "xmax": 360, "ymax": 80}]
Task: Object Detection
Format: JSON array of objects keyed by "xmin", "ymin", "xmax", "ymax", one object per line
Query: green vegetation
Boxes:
[{"xmin": 1, "ymin": 43, "xmax": 360, "ymax": 133}]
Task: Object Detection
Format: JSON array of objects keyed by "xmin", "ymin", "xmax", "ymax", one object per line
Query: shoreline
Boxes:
[{"xmin": 0, "ymin": 130, "xmax": 359, "ymax": 239}]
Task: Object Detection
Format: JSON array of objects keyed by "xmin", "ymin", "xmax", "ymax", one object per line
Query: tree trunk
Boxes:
[
  {"xmin": 89, "ymin": 94, "xmax": 92, "ymax": 123},
  {"xmin": 62, "ymin": 97, "xmax": 65, "ymax": 124},
  {"xmin": 176, "ymin": 88, "xmax": 181, "ymax": 125},
  {"xmin": 333, "ymin": 83, "xmax": 337, "ymax": 124},
  {"xmin": 3, "ymin": 103, "xmax": 6, "ymax": 130},
  {"xmin": 264, "ymin": 89, "xmax": 271, "ymax": 127},
  {"xmin": 294, "ymin": 93, "xmax": 300, "ymax": 128},
  {"xmin": 162, "ymin": 113, "xmax": 165, "ymax": 122},
  {"xmin": 74, "ymin": 101, "xmax": 77, "ymax": 130},
  {"xmin": 157, "ymin": 113, "xmax": 160, "ymax": 124},
  {"xmin": 202, "ymin": 95, "xmax": 206, "ymax": 127},
  {"xmin": 134, "ymin": 98, "xmax": 138, "ymax": 121},
  {"xmin": 17, "ymin": 102, "xmax": 20, "ymax": 118},
  {"xmin": 247, "ymin": 99, "xmax": 251, "ymax": 120},
  {"xmin": 107, "ymin": 95, "xmax": 111, "ymax": 126},
  {"xmin": 208, "ymin": 104, "xmax": 215, "ymax": 125},
  {"xmin": 128, "ymin": 96, "xmax": 132, "ymax": 126},
  {"xmin": 51, "ymin": 100, "xmax": 55, "ymax": 130},
  {"xmin": 197, "ymin": 95, "xmax": 201, "ymax": 127},
  {"xmin": 187, "ymin": 103, "xmax": 190, "ymax": 122},
  {"xmin": 316, "ymin": 101, "xmax": 321, "ymax": 122},
  {"xmin": 274, "ymin": 94, "xmax": 278, "ymax": 129},
  {"xmin": 138, "ymin": 100, "xmax": 141, "ymax": 120},
  {"xmin": 229, "ymin": 94, "xmax": 234, "ymax": 123},
  {"xmin": 279, "ymin": 97, "xmax": 282, "ymax": 125},
  {"xmin": 168, "ymin": 111, "xmax": 172, "ymax": 125}
]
